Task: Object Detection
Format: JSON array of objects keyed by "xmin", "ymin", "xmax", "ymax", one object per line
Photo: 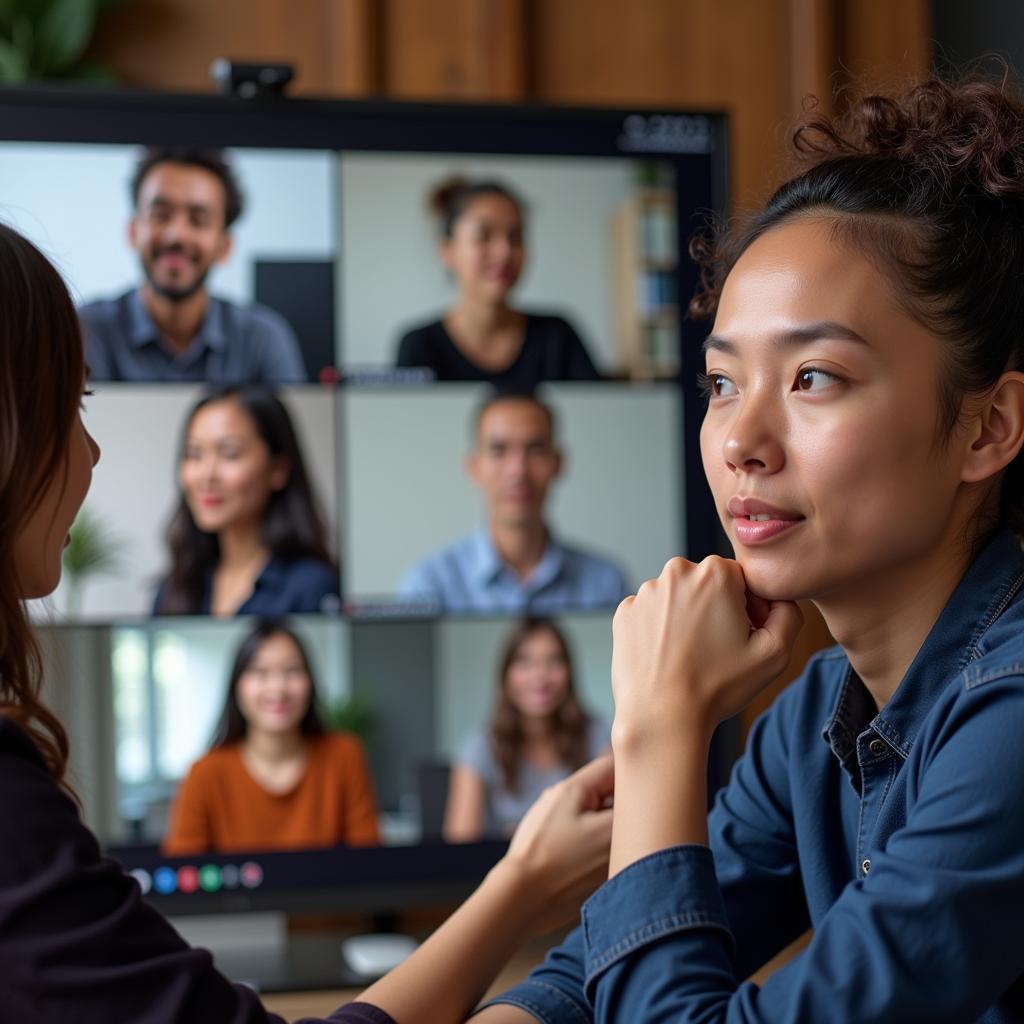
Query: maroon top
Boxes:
[{"xmin": 0, "ymin": 716, "xmax": 395, "ymax": 1024}]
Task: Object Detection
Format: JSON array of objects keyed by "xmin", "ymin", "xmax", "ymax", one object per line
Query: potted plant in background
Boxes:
[
  {"xmin": 0, "ymin": 0, "xmax": 126, "ymax": 83},
  {"xmin": 61, "ymin": 505, "xmax": 124, "ymax": 618},
  {"xmin": 327, "ymin": 693, "xmax": 376, "ymax": 747}
]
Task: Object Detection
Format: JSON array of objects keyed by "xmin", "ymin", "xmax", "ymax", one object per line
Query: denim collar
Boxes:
[
  {"xmin": 470, "ymin": 524, "xmax": 566, "ymax": 592},
  {"xmin": 822, "ymin": 530, "xmax": 1024, "ymax": 772},
  {"xmin": 126, "ymin": 288, "xmax": 227, "ymax": 353}
]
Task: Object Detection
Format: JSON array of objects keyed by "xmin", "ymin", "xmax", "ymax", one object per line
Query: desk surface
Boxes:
[
  {"xmin": 260, "ymin": 939, "xmax": 548, "ymax": 1020},
  {"xmin": 259, "ymin": 929, "xmax": 814, "ymax": 1020}
]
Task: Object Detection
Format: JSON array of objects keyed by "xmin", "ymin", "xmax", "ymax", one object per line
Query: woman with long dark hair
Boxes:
[
  {"xmin": 163, "ymin": 619, "xmax": 379, "ymax": 855},
  {"xmin": 395, "ymin": 177, "xmax": 602, "ymax": 387},
  {"xmin": 444, "ymin": 618, "xmax": 609, "ymax": 842},
  {"xmin": 154, "ymin": 384, "xmax": 339, "ymax": 616},
  {"xmin": 0, "ymin": 218, "xmax": 613, "ymax": 1021}
]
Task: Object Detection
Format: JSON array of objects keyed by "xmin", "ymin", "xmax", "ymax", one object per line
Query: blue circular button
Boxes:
[{"xmin": 153, "ymin": 866, "xmax": 178, "ymax": 895}]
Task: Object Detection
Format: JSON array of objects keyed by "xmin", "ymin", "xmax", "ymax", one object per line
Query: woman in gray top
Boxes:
[{"xmin": 445, "ymin": 618, "xmax": 610, "ymax": 841}]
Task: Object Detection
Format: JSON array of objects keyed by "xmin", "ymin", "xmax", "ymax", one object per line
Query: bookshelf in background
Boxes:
[{"xmin": 611, "ymin": 176, "xmax": 679, "ymax": 380}]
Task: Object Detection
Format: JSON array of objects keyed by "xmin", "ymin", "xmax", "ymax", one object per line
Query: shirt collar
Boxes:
[
  {"xmin": 251, "ymin": 555, "xmax": 284, "ymax": 592},
  {"xmin": 470, "ymin": 524, "xmax": 566, "ymax": 591},
  {"xmin": 201, "ymin": 555, "xmax": 280, "ymax": 610},
  {"xmin": 470, "ymin": 526, "xmax": 505, "ymax": 586},
  {"xmin": 127, "ymin": 288, "xmax": 227, "ymax": 353},
  {"xmin": 822, "ymin": 530, "xmax": 1024, "ymax": 766}
]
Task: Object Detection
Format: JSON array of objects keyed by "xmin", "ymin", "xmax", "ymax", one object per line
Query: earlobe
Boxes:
[{"xmin": 961, "ymin": 372, "xmax": 1024, "ymax": 484}]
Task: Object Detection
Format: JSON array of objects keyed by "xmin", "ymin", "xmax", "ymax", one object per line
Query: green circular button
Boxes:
[{"xmin": 199, "ymin": 865, "xmax": 222, "ymax": 892}]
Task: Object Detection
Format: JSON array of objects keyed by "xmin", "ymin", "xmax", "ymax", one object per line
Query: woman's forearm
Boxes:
[
  {"xmin": 356, "ymin": 857, "xmax": 541, "ymax": 1024},
  {"xmin": 609, "ymin": 724, "xmax": 712, "ymax": 877}
]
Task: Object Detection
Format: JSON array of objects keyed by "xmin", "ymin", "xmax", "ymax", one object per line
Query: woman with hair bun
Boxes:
[
  {"xmin": 9, "ymin": 68, "xmax": 1024, "ymax": 1022},
  {"xmin": 395, "ymin": 177, "xmax": 603, "ymax": 387},
  {"xmin": 480, "ymin": 74, "xmax": 1024, "ymax": 1023},
  {"xmin": 154, "ymin": 384, "xmax": 339, "ymax": 616},
  {"xmin": 444, "ymin": 618, "xmax": 610, "ymax": 842}
]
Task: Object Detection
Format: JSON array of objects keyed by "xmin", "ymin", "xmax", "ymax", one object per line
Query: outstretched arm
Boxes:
[
  {"xmin": 358, "ymin": 756, "xmax": 614, "ymax": 1024},
  {"xmin": 442, "ymin": 764, "xmax": 487, "ymax": 843}
]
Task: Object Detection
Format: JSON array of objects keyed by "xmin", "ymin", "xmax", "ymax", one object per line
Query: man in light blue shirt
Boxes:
[{"xmin": 399, "ymin": 393, "xmax": 628, "ymax": 613}]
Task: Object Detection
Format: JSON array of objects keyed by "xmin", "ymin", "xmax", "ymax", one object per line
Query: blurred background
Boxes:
[{"xmin": 8, "ymin": 0, "xmax": 1021, "ymax": 219}]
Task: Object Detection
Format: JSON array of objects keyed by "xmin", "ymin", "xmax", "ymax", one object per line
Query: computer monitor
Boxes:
[{"xmin": 9, "ymin": 86, "xmax": 728, "ymax": 947}]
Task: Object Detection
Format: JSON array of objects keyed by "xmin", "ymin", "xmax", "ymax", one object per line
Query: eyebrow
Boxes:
[
  {"xmin": 703, "ymin": 321, "xmax": 869, "ymax": 355},
  {"xmin": 149, "ymin": 196, "xmax": 214, "ymax": 215}
]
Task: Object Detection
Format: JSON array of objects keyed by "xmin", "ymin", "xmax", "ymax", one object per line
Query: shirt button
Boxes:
[
  {"xmin": 868, "ymin": 738, "xmax": 887, "ymax": 756},
  {"xmin": 861, "ymin": 859, "xmax": 871, "ymax": 875}
]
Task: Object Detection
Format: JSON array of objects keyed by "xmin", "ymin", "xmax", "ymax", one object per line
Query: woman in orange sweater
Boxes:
[{"xmin": 163, "ymin": 619, "xmax": 380, "ymax": 855}]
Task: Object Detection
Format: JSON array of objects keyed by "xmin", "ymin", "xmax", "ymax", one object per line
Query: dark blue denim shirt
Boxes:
[{"xmin": 488, "ymin": 531, "xmax": 1024, "ymax": 1022}]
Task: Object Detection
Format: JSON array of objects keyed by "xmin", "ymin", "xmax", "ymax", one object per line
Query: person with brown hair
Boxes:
[
  {"xmin": 394, "ymin": 177, "xmax": 603, "ymax": 388},
  {"xmin": 0, "ymin": 217, "xmax": 615, "ymax": 1021},
  {"xmin": 444, "ymin": 618, "xmax": 610, "ymax": 842},
  {"xmin": 163, "ymin": 619, "xmax": 379, "ymax": 856},
  {"xmin": 79, "ymin": 146, "xmax": 306, "ymax": 383},
  {"xmin": 477, "ymin": 75, "xmax": 1024, "ymax": 1022}
]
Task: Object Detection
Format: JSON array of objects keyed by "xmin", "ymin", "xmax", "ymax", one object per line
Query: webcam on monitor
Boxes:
[{"xmin": 210, "ymin": 59, "xmax": 294, "ymax": 99}]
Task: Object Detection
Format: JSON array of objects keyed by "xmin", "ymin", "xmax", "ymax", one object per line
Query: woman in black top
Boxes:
[
  {"xmin": 0, "ymin": 221, "xmax": 613, "ymax": 1021},
  {"xmin": 395, "ymin": 177, "xmax": 603, "ymax": 387}
]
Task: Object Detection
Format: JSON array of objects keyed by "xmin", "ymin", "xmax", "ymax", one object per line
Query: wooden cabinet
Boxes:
[{"xmin": 89, "ymin": 1, "xmax": 931, "ymax": 215}]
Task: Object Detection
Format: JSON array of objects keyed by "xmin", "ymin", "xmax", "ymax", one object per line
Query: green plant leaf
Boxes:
[
  {"xmin": 62, "ymin": 505, "xmax": 124, "ymax": 580},
  {"xmin": 34, "ymin": 0, "xmax": 99, "ymax": 74},
  {"xmin": 5, "ymin": 0, "xmax": 48, "ymax": 21},
  {"xmin": 0, "ymin": 37, "xmax": 28, "ymax": 80},
  {"xmin": 51, "ymin": 56, "xmax": 114, "ymax": 81},
  {"xmin": 327, "ymin": 695, "xmax": 376, "ymax": 745}
]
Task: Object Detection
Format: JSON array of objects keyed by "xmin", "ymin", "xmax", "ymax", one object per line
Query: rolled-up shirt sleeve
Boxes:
[
  {"xmin": 482, "ymin": 674, "xmax": 812, "ymax": 1023},
  {"xmin": 580, "ymin": 670, "xmax": 1024, "ymax": 1022}
]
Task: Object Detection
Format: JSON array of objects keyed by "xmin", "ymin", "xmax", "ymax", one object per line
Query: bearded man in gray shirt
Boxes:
[{"xmin": 78, "ymin": 146, "xmax": 306, "ymax": 384}]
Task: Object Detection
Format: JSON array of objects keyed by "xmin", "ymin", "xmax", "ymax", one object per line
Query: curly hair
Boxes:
[{"xmin": 690, "ymin": 75, "xmax": 1024, "ymax": 537}]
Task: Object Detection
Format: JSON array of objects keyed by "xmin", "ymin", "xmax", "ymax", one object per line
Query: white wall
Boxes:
[
  {"xmin": 338, "ymin": 153, "xmax": 637, "ymax": 370},
  {"xmin": 341, "ymin": 384, "xmax": 684, "ymax": 597},
  {"xmin": 53, "ymin": 385, "xmax": 338, "ymax": 620},
  {"xmin": 0, "ymin": 142, "xmax": 335, "ymax": 306},
  {"xmin": 435, "ymin": 613, "xmax": 615, "ymax": 757}
]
